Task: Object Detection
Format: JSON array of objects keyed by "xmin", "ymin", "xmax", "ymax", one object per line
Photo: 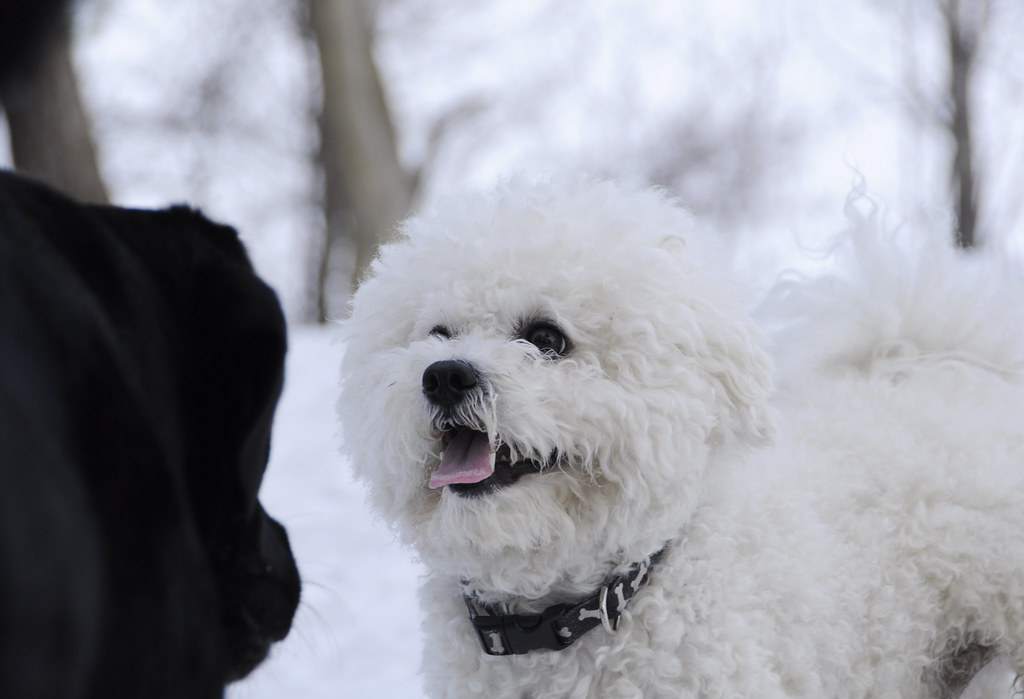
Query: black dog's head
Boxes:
[
  {"xmin": 97, "ymin": 202, "xmax": 302, "ymax": 680},
  {"xmin": 0, "ymin": 172, "xmax": 299, "ymax": 696},
  {"xmin": 173, "ymin": 210, "xmax": 301, "ymax": 679}
]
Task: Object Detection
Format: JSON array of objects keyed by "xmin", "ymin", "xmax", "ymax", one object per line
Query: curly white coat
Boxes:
[{"xmin": 339, "ymin": 178, "xmax": 1024, "ymax": 698}]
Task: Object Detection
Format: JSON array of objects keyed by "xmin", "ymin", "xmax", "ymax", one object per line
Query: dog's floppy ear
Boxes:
[
  {"xmin": 168, "ymin": 212, "xmax": 299, "ymax": 679},
  {"xmin": 97, "ymin": 204, "xmax": 287, "ymax": 516},
  {"xmin": 177, "ymin": 212, "xmax": 287, "ymax": 517},
  {"xmin": 192, "ymin": 276, "xmax": 286, "ymax": 514},
  {"xmin": 657, "ymin": 234, "xmax": 775, "ymax": 451},
  {"xmin": 74, "ymin": 202, "xmax": 298, "ymax": 680},
  {"xmin": 699, "ymin": 317, "xmax": 775, "ymax": 450}
]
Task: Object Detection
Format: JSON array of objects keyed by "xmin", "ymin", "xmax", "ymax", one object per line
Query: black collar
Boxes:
[{"xmin": 462, "ymin": 549, "xmax": 665, "ymax": 656}]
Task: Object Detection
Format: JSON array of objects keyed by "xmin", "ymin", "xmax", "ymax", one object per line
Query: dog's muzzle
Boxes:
[{"xmin": 421, "ymin": 360, "xmax": 550, "ymax": 496}]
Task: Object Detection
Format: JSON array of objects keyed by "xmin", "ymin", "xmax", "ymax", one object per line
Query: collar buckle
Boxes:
[
  {"xmin": 466, "ymin": 601, "xmax": 569, "ymax": 656},
  {"xmin": 598, "ymin": 584, "xmax": 617, "ymax": 634}
]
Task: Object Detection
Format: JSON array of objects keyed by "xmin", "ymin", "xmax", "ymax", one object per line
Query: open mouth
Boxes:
[{"xmin": 429, "ymin": 428, "xmax": 546, "ymax": 497}]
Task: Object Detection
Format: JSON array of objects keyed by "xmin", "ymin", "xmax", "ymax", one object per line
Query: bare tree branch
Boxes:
[
  {"xmin": 941, "ymin": 0, "xmax": 986, "ymax": 248},
  {"xmin": 308, "ymin": 0, "xmax": 413, "ymax": 319}
]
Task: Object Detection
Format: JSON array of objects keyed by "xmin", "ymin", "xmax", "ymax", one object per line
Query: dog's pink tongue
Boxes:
[{"xmin": 429, "ymin": 431, "xmax": 493, "ymax": 489}]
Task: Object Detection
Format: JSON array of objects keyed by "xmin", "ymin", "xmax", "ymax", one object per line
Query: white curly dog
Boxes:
[{"xmin": 339, "ymin": 178, "xmax": 1024, "ymax": 698}]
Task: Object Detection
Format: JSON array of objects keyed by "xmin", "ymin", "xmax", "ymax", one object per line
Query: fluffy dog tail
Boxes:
[{"xmin": 755, "ymin": 198, "xmax": 1024, "ymax": 388}]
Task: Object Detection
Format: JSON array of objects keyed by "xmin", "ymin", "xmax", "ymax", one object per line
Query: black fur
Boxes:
[
  {"xmin": 0, "ymin": 171, "xmax": 299, "ymax": 698},
  {"xmin": 0, "ymin": 0, "xmax": 67, "ymax": 85}
]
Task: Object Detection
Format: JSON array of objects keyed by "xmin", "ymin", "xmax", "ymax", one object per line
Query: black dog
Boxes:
[{"xmin": 0, "ymin": 171, "xmax": 300, "ymax": 698}]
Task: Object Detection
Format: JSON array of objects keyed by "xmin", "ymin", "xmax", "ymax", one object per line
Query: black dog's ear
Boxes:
[
  {"xmin": 94, "ymin": 204, "xmax": 288, "ymax": 518},
  {"xmin": 196, "ymin": 273, "xmax": 286, "ymax": 515},
  {"xmin": 174, "ymin": 216, "xmax": 301, "ymax": 679},
  {"xmin": 178, "ymin": 212, "xmax": 288, "ymax": 518},
  {"xmin": 65, "ymin": 200, "xmax": 298, "ymax": 682},
  {"xmin": 151, "ymin": 210, "xmax": 299, "ymax": 679}
]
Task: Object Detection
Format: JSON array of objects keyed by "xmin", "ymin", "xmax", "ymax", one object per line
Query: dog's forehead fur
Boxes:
[{"xmin": 356, "ymin": 179, "xmax": 743, "ymax": 355}]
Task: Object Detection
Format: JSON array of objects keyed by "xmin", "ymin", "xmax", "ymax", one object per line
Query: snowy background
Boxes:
[
  {"xmin": 2, "ymin": 0, "xmax": 1023, "ymax": 695},
  {"xmin": 15, "ymin": 0, "xmax": 1024, "ymax": 319},
  {"xmin": 226, "ymin": 325, "xmax": 428, "ymax": 698}
]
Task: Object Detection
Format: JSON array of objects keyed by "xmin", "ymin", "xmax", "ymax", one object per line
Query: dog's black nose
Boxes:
[{"xmin": 422, "ymin": 360, "xmax": 478, "ymax": 406}]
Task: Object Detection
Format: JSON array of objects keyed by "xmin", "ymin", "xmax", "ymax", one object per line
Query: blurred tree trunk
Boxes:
[
  {"xmin": 307, "ymin": 0, "xmax": 413, "ymax": 321},
  {"xmin": 0, "ymin": 11, "xmax": 108, "ymax": 203},
  {"xmin": 942, "ymin": 0, "xmax": 983, "ymax": 249}
]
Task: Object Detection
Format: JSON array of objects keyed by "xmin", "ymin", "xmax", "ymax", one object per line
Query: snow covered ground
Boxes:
[{"xmin": 227, "ymin": 324, "xmax": 427, "ymax": 699}]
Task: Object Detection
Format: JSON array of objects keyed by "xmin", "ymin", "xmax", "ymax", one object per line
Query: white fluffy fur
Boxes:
[{"xmin": 339, "ymin": 177, "xmax": 1024, "ymax": 698}]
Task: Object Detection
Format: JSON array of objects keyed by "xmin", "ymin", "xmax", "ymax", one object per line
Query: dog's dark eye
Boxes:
[
  {"xmin": 430, "ymin": 325, "xmax": 452, "ymax": 339},
  {"xmin": 523, "ymin": 323, "xmax": 570, "ymax": 357}
]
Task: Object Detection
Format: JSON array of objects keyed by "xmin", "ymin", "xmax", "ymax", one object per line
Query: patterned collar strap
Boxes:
[{"xmin": 462, "ymin": 549, "xmax": 665, "ymax": 656}]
